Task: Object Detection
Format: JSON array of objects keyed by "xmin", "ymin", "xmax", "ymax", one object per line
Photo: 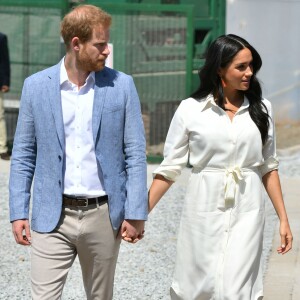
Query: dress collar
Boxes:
[
  {"xmin": 196, "ymin": 94, "xmax": 218, "ymax": 112},
  {"xmin": 196, "ymin": 94, "xmax": 249, "ymax": 113}
]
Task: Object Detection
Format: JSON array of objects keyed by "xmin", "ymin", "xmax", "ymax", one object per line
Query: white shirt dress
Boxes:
[{"xmin": 153, "ymin": 95, "xmax": 279, "ymax": 300}]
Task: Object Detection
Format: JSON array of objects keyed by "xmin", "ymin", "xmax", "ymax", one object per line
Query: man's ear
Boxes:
[{"xmin": 71, "ymin": 37, "xmax": 80, "ymax": 51}]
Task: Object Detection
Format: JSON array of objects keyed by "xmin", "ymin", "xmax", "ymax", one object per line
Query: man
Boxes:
[
  {"xmin": 0, "ymin": 32, "xmax": 10, "ymax": 160},
  {"xmin": 9, "ymin": 5, "xmax": 147, "ymax": 300}
]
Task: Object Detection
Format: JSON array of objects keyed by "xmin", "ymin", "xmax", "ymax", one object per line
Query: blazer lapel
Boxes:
[
  {"xmin": 47, "ymin": 62, "xmax": 65, "ymax": 150},
  {"xmin": 92, "ymin": 70, "xmax": 109, "ymax": 144}
]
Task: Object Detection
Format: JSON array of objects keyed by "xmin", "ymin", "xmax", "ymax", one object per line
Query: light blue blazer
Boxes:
[{"xmin": 9, "ymin": 62, "xmax": 148, "ymax": 232}]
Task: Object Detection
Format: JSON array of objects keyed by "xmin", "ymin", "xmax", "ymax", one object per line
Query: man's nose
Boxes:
[{"xmin": 103, "ymin": 44, "xmax": 110, "ymax": 56}]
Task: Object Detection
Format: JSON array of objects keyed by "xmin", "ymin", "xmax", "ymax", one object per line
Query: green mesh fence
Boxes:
[
  {"xmin": 0, "ymin": 2, "xmax": 66, "ymax": 99},
  {"xmin": 0, "ymin": 0, "xmax": 225, "ymax": 159},
  {"xmin": 91, "ymin": 2, "xmax": 224, "ymax": 158},
  {"xmin": 128, "ymin": 12, "xmax": 188, "ymax": 149}
]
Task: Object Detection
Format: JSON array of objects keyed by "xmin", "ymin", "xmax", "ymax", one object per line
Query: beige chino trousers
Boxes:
[
  {"xmin": 0, "ymin": 92, "xmax": 8, "ymax": 154},
  {"xmin": 31, "ymin": 202, "xmax": 121, "ymax": 300}
]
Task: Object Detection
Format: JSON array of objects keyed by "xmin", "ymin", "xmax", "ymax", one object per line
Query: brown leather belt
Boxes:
[{"xmin": 62, "ymin": 195, "xmax": 108, "ymax": 207}]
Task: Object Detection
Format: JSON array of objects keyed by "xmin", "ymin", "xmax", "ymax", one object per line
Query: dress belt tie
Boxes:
[
  {"xmin": 224, "ymin": 167, "xmax": 244, "ymax": 203},
  {"xmin": 192, "ymin": 166, "xmax": 258, "ymax": 206}
]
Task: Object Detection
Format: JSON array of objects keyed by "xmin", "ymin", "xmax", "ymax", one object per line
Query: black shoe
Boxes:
[{"xmin": 0, "ymin": 152, "xmax": 10, "ymax": 160}]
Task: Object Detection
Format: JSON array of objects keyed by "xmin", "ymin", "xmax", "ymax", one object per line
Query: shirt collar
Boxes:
[
  {"xmin": 60, "ymin": 58, "xmax": 69, "ymax": 86},
  {"xmin": 60, "ymin": 58, "xmax": 95, "ymax": 87}
]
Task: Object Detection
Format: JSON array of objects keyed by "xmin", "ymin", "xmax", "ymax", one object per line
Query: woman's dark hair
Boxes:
[{"xmin": 191, "ymin": 34, "xmax": 269, "ymax": 144}]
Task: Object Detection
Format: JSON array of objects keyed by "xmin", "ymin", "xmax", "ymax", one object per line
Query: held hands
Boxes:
[
  {"xmin": 119, "ymin": 219, "xmax": 145, "ymax": 244},
  {"xmin": 277, "ymin": 220, "xmax": 293, "ymax": 255},
  {"xmin": 12, "ymin": 220, "xmax": 31, "ymax": 246}
]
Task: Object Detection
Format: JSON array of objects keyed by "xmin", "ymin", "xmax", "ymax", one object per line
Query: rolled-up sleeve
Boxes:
[
  {"xmin": 259, "ymin": 99, "xmax": 279, "ymax": 177},
  {"xmin": 153, "ymin": 102, "xmax": 189, "ymax": 181}
]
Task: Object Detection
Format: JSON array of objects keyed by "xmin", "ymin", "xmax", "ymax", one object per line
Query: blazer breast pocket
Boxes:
[{"xmin": 103, "ymin": 103, "xmax": 123, "ymax": 113}]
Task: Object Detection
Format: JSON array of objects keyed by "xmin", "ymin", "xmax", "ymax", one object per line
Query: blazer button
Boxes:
[
  {"xmin": 58, "ymin": 155, "xmax": 62, "ymax": 161},
  {"xmin": 58, "ymin": 180, "xmax": 61, "ymax": 186}
]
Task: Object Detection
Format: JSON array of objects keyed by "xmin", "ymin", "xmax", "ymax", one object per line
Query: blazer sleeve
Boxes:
[
  {"xmin": 9, "ymin": 78, "xmax": 37, "ymax": 222},
  {"xmin": 0, "ymin": 33, "xmax": 10, "ymax": 86},
  {"xmin": 123, "ymin": 76, "xmax": 148, "ymax": 220}
]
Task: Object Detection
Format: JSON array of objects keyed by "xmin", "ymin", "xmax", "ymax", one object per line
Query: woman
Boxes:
[{"xmin": 148, "ymin": 34, "xmax": 293, "ymax": 300}]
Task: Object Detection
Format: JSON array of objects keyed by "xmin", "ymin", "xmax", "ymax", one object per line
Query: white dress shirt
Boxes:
[{"xmin": 60, "ymin": 62, "xmax": 106, "ymax": 197}]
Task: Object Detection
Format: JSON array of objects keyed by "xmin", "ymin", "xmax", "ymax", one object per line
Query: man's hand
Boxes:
[
  {"xmin": 119, "ymin": 220, "xmax": 145, "ymax": 243},
  {"xmin": 1, "ymin": 85, "xmax": 9, "ymax": 93},
  {"xmin": 12, "ymin": 220, "xmax": 31, "ymax": 246}
]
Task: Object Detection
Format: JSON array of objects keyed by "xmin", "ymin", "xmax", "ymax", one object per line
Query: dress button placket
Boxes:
[{"xmin": 215, "ymin": 208, "xmax": 233, "ymax": 300}]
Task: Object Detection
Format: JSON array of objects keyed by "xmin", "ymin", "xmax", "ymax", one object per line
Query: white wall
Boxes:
[{"xmin": 226, "ymin": 0, "xmax": 300, "ymax": 122}]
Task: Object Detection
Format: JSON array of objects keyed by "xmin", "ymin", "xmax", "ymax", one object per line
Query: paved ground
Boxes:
[
  {"xmin": 263, "ymin": 176, "xmax": 300, "ymax": 300},
  {"xmin": 1, "ymin": 148, "xmax": 299, "ymax": 299},
  {"xmin": 275, "ymin": 122, "xmax": 300, "ymax": 149}
]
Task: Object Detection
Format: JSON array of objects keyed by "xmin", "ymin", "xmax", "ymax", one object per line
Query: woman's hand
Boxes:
[
  {"xmin": 262, "ymin": 170, "xmax": 293, "ymax": 255},
  {"xmin": 277, "ymin": 220, "xmax": 293, "ymax": 255}
]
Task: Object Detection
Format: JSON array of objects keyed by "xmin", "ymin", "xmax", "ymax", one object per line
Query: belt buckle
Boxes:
[{"xmin": 77, "ymin": 197, "xmax": 89, "ymax": 207}]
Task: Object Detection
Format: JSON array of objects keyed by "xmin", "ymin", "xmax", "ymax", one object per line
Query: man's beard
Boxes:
[{"xmin": 77, "ymin": 48, "xmax": 106, "ymax": 72}]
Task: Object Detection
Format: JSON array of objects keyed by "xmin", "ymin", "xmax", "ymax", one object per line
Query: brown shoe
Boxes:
[{"xmin": 0, "ymin": 152, "xmax": 10, "ymax": 160}]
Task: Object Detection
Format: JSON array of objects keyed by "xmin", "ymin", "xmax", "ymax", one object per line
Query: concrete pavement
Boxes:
[
  {"xmin": 1, "ymin": 157, "xmax": 299, "ymax": 299},
  {"xmin": 0, "ymin": 157, "xmax": 10, "ymax": 173},
  {"xmin": 263, "ymin": 176, "xmax": 300, "ymax": 300}
]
